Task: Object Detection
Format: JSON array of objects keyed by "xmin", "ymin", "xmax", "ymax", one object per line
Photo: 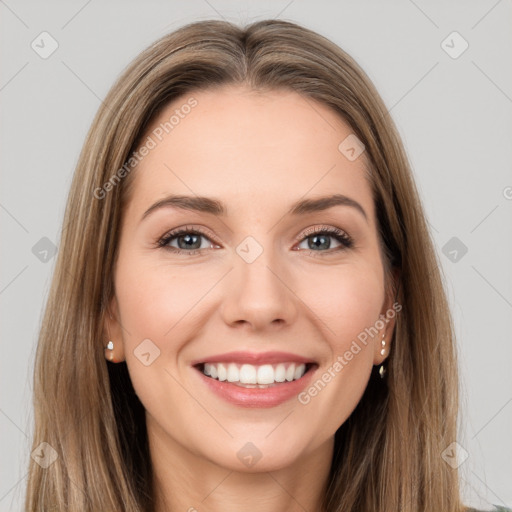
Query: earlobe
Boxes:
[
  {"xmin": 104, "ymin": 340, "xmax": 116, "ymax": 362},
  {"xmin": 376, "ymin": 332, "xmax": 389, "ymax": 379},
  {"xmin": 374, "ymin": 269, "xmax": 401, "ymax": 375},
  {"xmin": 103, "ymin": 299, "xmax": 126, "ymax": 363},
  {"xmin": 380, "ymin": 335, "xmax": 387, "ymax": 356},
  {"xmin": 373, "ymin": 302, "xmax": 397, "ymax": 368},
  {"xmin": 375, "ymin": 330, "xmax": 389, "ymax": 363},
  {"xmin": 104, "ymin": 339, "xmax": 124, "ymax": 363}
]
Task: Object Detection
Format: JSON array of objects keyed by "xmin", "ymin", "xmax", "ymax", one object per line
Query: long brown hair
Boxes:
[{"xmin": 26, "ymin": 19, "xmax": 466, "ymax": 511}]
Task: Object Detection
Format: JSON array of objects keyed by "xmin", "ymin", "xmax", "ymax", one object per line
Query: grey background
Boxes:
[{"xmin": 1, "ymin": 0, "xmax": 511, "ymax": 510}]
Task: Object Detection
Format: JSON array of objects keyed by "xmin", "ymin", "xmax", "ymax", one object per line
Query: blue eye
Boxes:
[
  {"xmin": 156, "ymin": 225, "xmax": 353, "ymax": 256},
  {"xmin": 296, "ymin": 226, "xmax": 353, "ymax": 253},
  {"xmin": 157, "ymin": 227, "xmax": 215, "ymax": 255}
]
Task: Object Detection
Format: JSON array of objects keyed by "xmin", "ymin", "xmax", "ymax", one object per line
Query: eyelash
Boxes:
[{"xmin": 156, "ymin": 224, "xmax": 354, "ymax": 257}]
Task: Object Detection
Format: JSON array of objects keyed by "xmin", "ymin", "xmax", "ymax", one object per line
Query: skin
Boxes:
[{"xmin": 105, "ymin": 84, "xmax": 397, "ymax": 512}]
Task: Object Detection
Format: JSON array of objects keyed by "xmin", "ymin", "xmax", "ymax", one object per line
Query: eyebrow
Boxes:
[{"xmin": 141, "ymin": 193, "xmax": 368, "ymax": 223}]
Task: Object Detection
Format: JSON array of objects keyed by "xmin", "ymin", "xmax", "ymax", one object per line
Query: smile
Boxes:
[
  {"xmin": 192, "ymin": 360, "xmax": 318, "ymax": 408},
  {"xmin": 197, "ymin": 362, "xmax": 312, "ymax": 386}
]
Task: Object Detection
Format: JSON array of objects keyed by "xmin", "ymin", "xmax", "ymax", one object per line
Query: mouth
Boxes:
[{"xmin": 193, "ymin": 361, "xmax": 318, "ymax": 388}]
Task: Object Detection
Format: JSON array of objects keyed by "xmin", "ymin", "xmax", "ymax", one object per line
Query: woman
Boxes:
[{"xmin": 25, "ymin": 19, "xmax": 510, "ymax": 512}]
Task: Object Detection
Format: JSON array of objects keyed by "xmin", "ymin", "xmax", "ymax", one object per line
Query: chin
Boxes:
[{"xmin": 198, "ymin": 433, "xmax": 314, "ymax": 473}]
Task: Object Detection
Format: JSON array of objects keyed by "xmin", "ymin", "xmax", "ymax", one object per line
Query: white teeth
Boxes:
[
  {"xmin": 227, "ymin": 363, "xmax": 238, "ymax": 382},
  {"xmin": 275, "ymin": 364, "xmax": 286, "ymax": 382},
  {"xmin": 294, "ymin": 364, "xmax": 305, "ymax": 380},
  {"xmin": 217, "ymin": 363, "xmax": 227, "ymax": 381},
  {"xmin": 200, "ymin": 362, "xmax": 308, "ymax": 384},
  {"xmin": 257, "ymin": 364, "xmax": 274, "ymax": 385},
  {"xmin": 204, "ymin": 363, "xmax": 219, "ymax": 379},
  {"xmin": 240, "ymin": 364, "xmax": 257, "ymax": 384}
]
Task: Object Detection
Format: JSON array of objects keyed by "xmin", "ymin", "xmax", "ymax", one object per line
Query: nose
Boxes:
[{"xmin": 220, "ymin": 245, "xmax": 298, "ymax": 332}]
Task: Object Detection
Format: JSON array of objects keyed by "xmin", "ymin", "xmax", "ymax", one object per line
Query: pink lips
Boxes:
[
  {"xmin": 190, "ymin": 350, "xmax": 315, "ymax": 366},
  {"xmin": 190, "ymin": 351, "xmax": 318, "ymax": 408}
]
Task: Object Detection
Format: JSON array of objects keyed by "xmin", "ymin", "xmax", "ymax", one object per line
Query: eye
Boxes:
[
  {"xmin": 295, "ymin": 226, "xmax": 353, "ymax": 255},
  {"xmin": 156, "ymin": 226, "xmax": 218, "ymax": 256},
  {"xmin": 156, "ymin": 224, "xmax": 354, "ymax": 256}
]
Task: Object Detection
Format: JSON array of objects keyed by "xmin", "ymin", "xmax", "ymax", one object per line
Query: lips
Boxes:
[
  {"xmin": 191, "ymin": 351, "xmax": 317, "ymax": 386},
  {"xmin": 190, "ymin": 350, "xmax": 316, "ymax": 366},
  {"xmin": 190, "ymin": 351, "xmax": 319, "ymax": 408}
]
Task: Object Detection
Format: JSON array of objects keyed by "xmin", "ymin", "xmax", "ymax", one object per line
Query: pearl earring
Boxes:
[
  {"xmin": 105, "ymin": 340, "xmax": 115, "ymax": 362},
  {"xmin": 104, "ymin": 311, "xmax": 117, "ymax": 363},
  {"xmin": 379, "ymin": 335, "xmax": 387, "ymax": 379}
]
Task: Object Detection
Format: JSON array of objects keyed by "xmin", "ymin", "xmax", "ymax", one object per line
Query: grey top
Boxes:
[{"xmin": 466, "ymin": 506, "xmax": 512, "ymax": 512}]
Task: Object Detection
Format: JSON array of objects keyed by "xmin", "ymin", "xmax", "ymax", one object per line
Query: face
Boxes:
[{"xmin": 106, "ymin": 84, "xmax": 397, "ymax": 472}]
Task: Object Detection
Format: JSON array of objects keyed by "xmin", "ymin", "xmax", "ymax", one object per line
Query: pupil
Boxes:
[
  {"xmin": 179, "ymin": 234, "xmax": 200, "ymax": 250},
  {"xmin": 310, "ymin": 235, "xmax": 330, "ymax": 250}
]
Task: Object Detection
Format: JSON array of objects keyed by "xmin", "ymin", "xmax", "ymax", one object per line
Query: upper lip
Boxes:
[{"xmin": 191, "ymin": 351, "xmax": 316, "ymax": 366}]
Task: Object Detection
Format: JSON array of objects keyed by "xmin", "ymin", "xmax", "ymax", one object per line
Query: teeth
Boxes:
[
  {"xmin": 274, "ymin": 364, "xmax": 286, "ymax": 382},
  {"xmin": 256, "ymin": 364, "xmax": 274, "ymax": 385},
  {"xmin": 217, "ymin": 363, "xmax": 227, "ymax": 381},
  {"xmin": 227, "ymin": 363, "xmax": 238, "ymax": 382},
  {"xmin": 201, "ymin": 362, "xmax": 307, "ymax": 384},
  {"xmin": 240, "ymin": 364, "xmax": 257, "ymax": 384}
]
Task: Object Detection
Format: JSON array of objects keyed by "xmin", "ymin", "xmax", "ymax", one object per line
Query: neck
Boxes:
[{"xmin": 148, "ymin": 416, "xmax": 334, "ymax": 512}]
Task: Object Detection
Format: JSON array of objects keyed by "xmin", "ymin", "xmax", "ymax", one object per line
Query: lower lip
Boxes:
[{"xmin": 193, "ymin": 365, "xmax": 318, "ymax": 408}]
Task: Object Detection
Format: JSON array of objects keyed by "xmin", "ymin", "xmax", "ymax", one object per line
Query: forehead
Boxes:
[{"xmin": 125, "ymin": 85, "xmax": 373, "ymax": 222}]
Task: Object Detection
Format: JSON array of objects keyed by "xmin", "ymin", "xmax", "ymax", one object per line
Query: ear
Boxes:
[
  {"xmin": 373, "ymin": 266, "xmax": 401, "ymax": 365},
  {"xmin": 103, "ymin": 296, "xmax": 126, "ymax": 363}
]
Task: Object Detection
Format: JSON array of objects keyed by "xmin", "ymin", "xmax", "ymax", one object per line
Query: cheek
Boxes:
[
  {"xmin": 115, "ymin": 255, "xmax": 206, "ymax": 343},
  {"xmin": 298, "ymin": 260, "xmax": 385, "ymax": 353},
  {"xmin": 113, "ymin": 251, "xmax": 222, "ymax": 407},
  {"xmin": 113, "ymin": 256, "xmax": 195, "ymax": 413},
  {"xmin": 293, "ymin": 264, "xmax": 384, "ymax": 432}
]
